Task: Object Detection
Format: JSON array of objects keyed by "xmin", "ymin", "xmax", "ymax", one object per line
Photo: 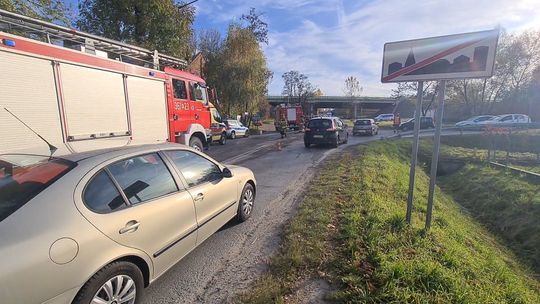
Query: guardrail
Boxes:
[{"xmin": 489, "ymin": 161, "xmax": 540, "ymax": 182}]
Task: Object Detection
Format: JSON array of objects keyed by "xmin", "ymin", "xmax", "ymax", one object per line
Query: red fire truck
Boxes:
[
  {"xmin": 0, "ymin": 9, "xmax": 215, "ymax": 154},
  {"xmin": 274, "ymin": 104, "xmax": 304, "ymax": 130}
]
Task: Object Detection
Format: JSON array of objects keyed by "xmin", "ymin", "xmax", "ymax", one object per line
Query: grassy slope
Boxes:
[
  {"xmin": 442, "ymin": 164, "xmax": 540, "ymax": 276},
  {"xmin": 237, "ymin": 141, "xmax": 540, "ymax": 303}
]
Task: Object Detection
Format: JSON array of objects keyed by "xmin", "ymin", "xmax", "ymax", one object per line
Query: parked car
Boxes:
[
  {"xmin": 0, "ymin": 144, "xmax": 256, "ymax": 304},
  {"xmin": 477, "ymin": 114, "xmax": 531, "ymax": 126},
  {"xmin": 399, "ymin": 116, "xmax": 435, "ymax": 131},
  {"xmin": 209, "ymin": 122, "xmax": 227, "ymax": 145},
  {"xmin": 455, "ymin": 115, "xmax": 497, "ymax": 127},
  {"xmin": 353, "ymin": 119, "xmax": 379, "ymax": 136},
  {"xmin": 374, "ymin": 113, "xmax": 394, "ymax": 122},
  {"xmin": 304, "ymin": 117, "xmax": 348, "ymax": 148},
  {"xmin": 225, "ymin": 119, "xmax": 250, "ymax": 139}
]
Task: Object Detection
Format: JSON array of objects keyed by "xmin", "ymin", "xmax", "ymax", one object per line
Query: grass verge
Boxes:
[
  {"xmin": 441, "ymin": 164, "xmax": 540, "ymax": 276},
  {"xmin": 236, "ymin": 155, "xmax": 346, "ymax": 303},
  {"xmin": 237, "ymin": 140, "xmax": 540, "ymax": 303}
]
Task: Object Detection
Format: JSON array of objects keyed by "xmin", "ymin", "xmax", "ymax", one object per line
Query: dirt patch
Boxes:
[{"xmin": 285, "ymin": 278, "xmax": 334, "ymax": 304}]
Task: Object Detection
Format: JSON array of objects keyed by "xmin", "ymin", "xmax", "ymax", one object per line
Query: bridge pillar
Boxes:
[
  {"xmin": 354, "ymin": 103, "xmax": 358, "ymax": 119},
  {"xmin": 310, "ymin": 103, "xmax": 314, "ymax": 117}
]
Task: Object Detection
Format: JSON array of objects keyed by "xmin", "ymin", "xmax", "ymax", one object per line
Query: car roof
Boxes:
[
  {"xmin": 1, "ymin": 143, "xmax": 189, "ymax": 163},
  {"xmin": 309, "ymin": 117, "xmax": 334, "ymax": 120}
]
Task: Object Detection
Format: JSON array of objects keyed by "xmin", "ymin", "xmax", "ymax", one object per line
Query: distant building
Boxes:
[
  {"xmin": 388, "ymin": 62, "xmax": 403, "ymax": 74},
  {"xmin": 451, "ymin": 55, "xmax": 471, "ymax": 72},
  {"xmin": 187, "ymin": 52, "xmax": 205, "ymax": 77},
  {"xmin": 472, "ymin": 46, "xmax": 489, "ymax": 70},
  {"xmin": 407, "ymin": 59, "xmax": 450, "ymax": 75},
  {"xmin": 405, "ymin": 48, "xmax": 416, "ymax": 67}
]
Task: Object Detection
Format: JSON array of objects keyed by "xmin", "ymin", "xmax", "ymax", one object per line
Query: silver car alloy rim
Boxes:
[
  {"xmin": 92, "ymin": 275, "xmax": 136, "ymax": 304},
  {"xmin": 242, "ymin": 188, "xmax": 254, "ymax": 215}
]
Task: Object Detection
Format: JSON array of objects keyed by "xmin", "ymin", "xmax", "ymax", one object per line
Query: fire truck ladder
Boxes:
[{"xmin": 0, "ymin": 8, "xmax": 187, "ymax": 70}]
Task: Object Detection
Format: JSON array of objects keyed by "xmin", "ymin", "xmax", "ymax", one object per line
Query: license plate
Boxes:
[{"xmin": 313, "ymin": 135, "xmax": 323, "ymax": 138}]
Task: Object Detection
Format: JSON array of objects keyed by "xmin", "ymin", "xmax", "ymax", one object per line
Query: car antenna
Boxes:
[{"xmin": 3, "ymin": 107, "xmax": 58, "ymax": 157}]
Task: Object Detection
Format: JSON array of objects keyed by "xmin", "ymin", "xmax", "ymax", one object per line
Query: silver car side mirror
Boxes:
[{"xmin": 222, "ymin": 167, "xmax": 233, "ymax": 178}]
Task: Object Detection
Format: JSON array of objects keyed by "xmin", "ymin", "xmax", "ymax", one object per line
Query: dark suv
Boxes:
[
  {"xmin": 399, "ymin": 116, "xmax": 435, "ymax": 131},
  {"xmin": 304, "ymin": 117, "xmax": 348, "ymax": 148}
]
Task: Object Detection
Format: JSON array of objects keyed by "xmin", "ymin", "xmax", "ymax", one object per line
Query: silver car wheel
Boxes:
[
  {"xmin": 242, "ymin": 188, "xmax": 254, "ymax": 215},
  {"xmin": 92, "ymin": 275, "xmax": 136, "ymax": 304}
]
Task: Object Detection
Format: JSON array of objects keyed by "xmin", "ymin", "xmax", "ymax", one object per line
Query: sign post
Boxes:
[
  {"xmin": 425, "ymin": 80, "xmax": 446, "ymax": 229},
  {"xmin": 406, "ymin": 81, "xmax": 423, "ymax": 224},
  {"xmin": 381, "ymin": 29, "xmax": 498, "ymax": 229}
]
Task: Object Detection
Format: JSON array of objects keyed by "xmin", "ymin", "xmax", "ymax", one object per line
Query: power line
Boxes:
[{"xmin": 179, "ymin": 0, "xmax": 200, "ymax": 10}]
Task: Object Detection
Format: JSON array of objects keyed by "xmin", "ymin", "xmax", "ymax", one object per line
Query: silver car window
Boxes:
[
  {"xmin": 107, "ymin": 153, "xmax": 178, "ymax": 205},
  {"xmin": 164, "ymin": 150, "xmax": 222, "ymax": 188},
  {"xmin": 84, "ymin": 170, "xmax": 127, "ymax": 213},
  {"xmin": 0, "ymin": 155, "xmax": 76, "ymax": 222}
]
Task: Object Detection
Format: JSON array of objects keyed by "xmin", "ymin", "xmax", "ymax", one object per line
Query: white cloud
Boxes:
[{"xmin": 264, "ymin": 0, "xmax": 540, "ymax": 96}]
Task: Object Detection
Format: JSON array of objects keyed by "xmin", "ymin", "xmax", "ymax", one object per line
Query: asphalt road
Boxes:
[{"xmin": 141, "ymin": 129, "xmax": 393, "ymax": 303}]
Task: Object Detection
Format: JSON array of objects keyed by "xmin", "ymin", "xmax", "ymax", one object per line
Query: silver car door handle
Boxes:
[
  {"xmin": 194, "ymin": 193, "xmax": 204, "ymax": 202},
  {"xmin": 119, "ymin": 220, "xmax": 140, "ymax": 234}
]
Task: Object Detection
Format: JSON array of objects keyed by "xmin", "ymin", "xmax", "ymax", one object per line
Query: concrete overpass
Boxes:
[{"xmin": 267, "ymin": 96, "xmax": 399, "ymax": 118}]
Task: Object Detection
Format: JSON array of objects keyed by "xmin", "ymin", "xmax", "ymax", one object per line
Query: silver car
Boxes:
[
  {"xmin": 0, "ymin": 144, "xmax": 256, "ymax": 304},
  {"xmin": 353, "ymin": 119, "xmax": 379, "ymax": 136}
]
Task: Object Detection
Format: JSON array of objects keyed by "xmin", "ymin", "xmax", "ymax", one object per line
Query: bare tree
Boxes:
[
  {"xmin": 241, "ymin": 7, "xmax": 268, "ymax": 45},
  {"xmin": 446, "ymin": 29, "xmax": 540, "ymax": 115},
  {"xmin": 198, "ymin": 29, "xmax": 222, "ymax": 57},
  {"xmin": 343, "ymin": 76, "xmax": 363, "ymax": 97},
  {"xmin": 281, "ymin": 70, "xmax": 317, "ymax": 111},
  {"xmin": 391, "ymin": 81, "xmax": 438, "ymax": 116}
]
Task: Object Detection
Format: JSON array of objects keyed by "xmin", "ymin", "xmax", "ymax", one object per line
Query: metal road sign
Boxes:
[{"xmin": 381, "ymin": 29, "xmax": 499, "ymax": 83}]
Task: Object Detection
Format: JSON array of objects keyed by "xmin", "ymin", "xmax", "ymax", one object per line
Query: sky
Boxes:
[{"xmin": 67, "ymin": 0, "xmax": 540, "ymax": 97}]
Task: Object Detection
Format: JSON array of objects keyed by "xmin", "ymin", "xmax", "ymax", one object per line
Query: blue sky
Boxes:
[{"xmin": 67, "ymin": 0, "xmax": 540, "ymax": 96}]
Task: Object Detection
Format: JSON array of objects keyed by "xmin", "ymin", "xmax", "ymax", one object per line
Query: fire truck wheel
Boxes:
[
  {"xmin": 219, "ymin": 133, "xmax": 227, "ymax": 145},
  {"xmin": 189, "ymin": 137, "xmax": 204, "ymax": 151}
]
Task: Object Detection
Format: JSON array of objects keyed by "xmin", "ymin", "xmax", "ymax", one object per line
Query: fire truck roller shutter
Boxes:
[
  {"xmin": 59, "ymin": 63, "xmax": 129, "ymax": 142},
  {"xmin": 126, "ymin": 76, "xmax": 169, "ymax": 144},
  {"xmin": 287, "ymin": 108, "xmax": 297, "ymax": 122},
  {"xmin": 0, "ymin": 51, "xmax": 63, "ymax": 154}
]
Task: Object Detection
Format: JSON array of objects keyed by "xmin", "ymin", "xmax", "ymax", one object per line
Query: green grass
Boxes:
[
  {"xmin": 441, "ymin": 164, "xmax": 540, "ymax": 276},
  {"xmin": 441, "ymin": 133, "xmax": 540, "ymax": 155},
  {"xmin": 237, "ymin": 141, "xmax": 540, "ymax": 303},
  {"xmin": 419, "ymin": 137, "xmax": 540, "ymax": 163},
  {"xmin": 376, "ymin": 120, "xmax": 394, "ymax": 129}
]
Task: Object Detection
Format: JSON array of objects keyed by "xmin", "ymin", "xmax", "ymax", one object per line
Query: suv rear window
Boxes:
[
  {"xmin": 355, "ymin": 120, "xmax": 372, "ymax": 125},
  {"xmin": 0, "ymin": 155, "xmax": 76, "ymax": 222},
  {"xmin": 308, "ymin": 119, "xmax": 333, "ymax": 128}
]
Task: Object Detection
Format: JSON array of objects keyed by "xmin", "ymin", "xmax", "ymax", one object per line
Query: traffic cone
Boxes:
[{"xmin": 276, "ymin": 141, "xmax": 283, "ymax": 151}]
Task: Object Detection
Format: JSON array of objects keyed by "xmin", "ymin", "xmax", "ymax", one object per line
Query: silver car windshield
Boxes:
[{"xmin": 0, "ymin": 154, "xmax": 76, "ymax": 222}]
